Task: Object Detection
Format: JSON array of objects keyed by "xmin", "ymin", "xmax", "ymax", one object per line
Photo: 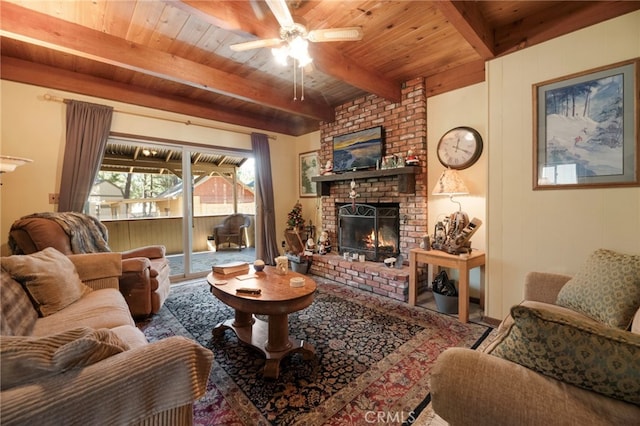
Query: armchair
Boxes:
[
  {"xmin": 213, "ymin": 214, "xmax": 250, "ymax": 251},
  {"xmin": 8, "ymin": 213, "xmax": 170, "ymax": 318}
]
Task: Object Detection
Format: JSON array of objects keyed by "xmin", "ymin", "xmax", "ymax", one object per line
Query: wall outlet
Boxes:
[{"xmin": 49, "ymin": 193, "xmax": 59, "ymax": 204}]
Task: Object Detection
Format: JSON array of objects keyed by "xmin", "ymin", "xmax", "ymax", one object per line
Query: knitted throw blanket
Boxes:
[{"xmin": 12, "ymin": 212, "xmax": 111, "ymax": 254}]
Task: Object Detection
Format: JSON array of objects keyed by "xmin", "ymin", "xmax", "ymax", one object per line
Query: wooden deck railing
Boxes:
[{"xmin": 103, "ymin": 215, "xmax": 255, "ymax": 254}]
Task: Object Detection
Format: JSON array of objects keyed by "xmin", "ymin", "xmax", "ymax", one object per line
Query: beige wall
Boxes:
[
  {"xmin": 427, "ymin": 82, "xmax": 488, "ymax": 298},
  {"xmin": 0, "ymin": 82, "xmax": 302, "ymax": 257},
  {"xmin": 485, "ymin": 11, "xmax": 640, "ymax": 320}
]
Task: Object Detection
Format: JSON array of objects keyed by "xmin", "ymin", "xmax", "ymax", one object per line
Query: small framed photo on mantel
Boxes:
[
  {"xmin": 533, "ymin": 58, "xmax": 639, "ymax": 190},
  {"xmin": 299, "ymin": 150, "xmax": 319, "ymax": 198}
]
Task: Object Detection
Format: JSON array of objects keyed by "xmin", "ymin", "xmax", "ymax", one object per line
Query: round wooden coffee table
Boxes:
[{"xmin": 207, "ymin": 266, "xmax": 317, "ymax": 379}]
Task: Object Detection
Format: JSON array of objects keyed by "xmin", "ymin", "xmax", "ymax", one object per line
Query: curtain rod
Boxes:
[{"xmin": 41, "ymin": 93, "xmax": 276, "ymax": 140}]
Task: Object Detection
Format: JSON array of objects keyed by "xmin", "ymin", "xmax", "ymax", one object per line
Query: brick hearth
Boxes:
[
  {"xmin": 310, "ymin": 253, "xmax": 411, "ymax": 302},
  {"xmin": 315, "ymin": 77, "xmax": 429, "ymax": 302}
]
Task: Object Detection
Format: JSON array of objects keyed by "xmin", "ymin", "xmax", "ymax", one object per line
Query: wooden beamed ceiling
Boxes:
[{"xmin": 1, "ymin": 1, "xmax": 638, "ymax": 136}]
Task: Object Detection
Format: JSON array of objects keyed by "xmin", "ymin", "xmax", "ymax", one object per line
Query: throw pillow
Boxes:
[
  {"xmin": 556, "ymin": 249, "xmax": 640, "ymax": 329},
  {"xmin": 53, "ymin": 328, "xmax": 129, "ymax": 369},
  {"xmin": 1, "ymin": 247, "xmax": 92, "ymax": 317},
  {"xmin": 490, "ymin": 304, "xmax": 640, "ymax": 405},
  {"xmin": 0, "ymin": 270, "xmax": 38, "ymax": 336},
  {"xmin": 0, "ymin": 327, "xmax": 129, "ymax": 390}
]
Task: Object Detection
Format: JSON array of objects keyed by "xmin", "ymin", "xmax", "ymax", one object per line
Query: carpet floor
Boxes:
[{"xmin": 139, "ymin": 277, "xmax": 493, "ymax": 425}]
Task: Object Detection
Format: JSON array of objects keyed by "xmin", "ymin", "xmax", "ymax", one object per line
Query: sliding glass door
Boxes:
[{"xmin": 88, "ymin": 137, "xmax": 255, "ymax": 279}]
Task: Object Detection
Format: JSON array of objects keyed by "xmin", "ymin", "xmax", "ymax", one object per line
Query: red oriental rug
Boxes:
[{"xmin": 139, "ymin": 277, "xmax": 492, "ymax": 425}]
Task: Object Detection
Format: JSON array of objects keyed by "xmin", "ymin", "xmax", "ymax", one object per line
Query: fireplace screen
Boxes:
[{"xmin": 338, "ymin": 203, "xmax": 400, "ymax": 262}]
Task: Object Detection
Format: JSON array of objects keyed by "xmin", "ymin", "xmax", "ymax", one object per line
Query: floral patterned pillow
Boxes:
[
  {"xmin": 556, "ymin": 249, "xmax": 640, "ymax": 329},
  {"xmin": 490, "ymin": 304, "xmax": 640, "ymax": 405}
]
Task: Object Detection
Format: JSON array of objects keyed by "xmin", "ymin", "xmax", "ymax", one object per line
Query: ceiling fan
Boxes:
[{"xmin": 230, "ymin": 0, "xmax": 364, "ymax": 64}]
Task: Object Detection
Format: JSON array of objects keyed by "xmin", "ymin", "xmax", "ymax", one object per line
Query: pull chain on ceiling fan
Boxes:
[{"xmin": 230, "ymin": 0, "xmax": 364, "ymax": 101}]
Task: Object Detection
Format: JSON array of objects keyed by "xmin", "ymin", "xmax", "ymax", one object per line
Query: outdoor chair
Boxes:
[{"xmin": 213, "ymin": 214, "xmax": 250, "ymax": 251}]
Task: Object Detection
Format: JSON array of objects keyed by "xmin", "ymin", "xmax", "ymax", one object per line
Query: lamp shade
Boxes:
[
  {"xmin": 432, "ymin": 169, "xmax": 469, "ymax": 195},
  {"xmin": 0, "ymin": 155, "xmax": 33, "ymax": 173}
]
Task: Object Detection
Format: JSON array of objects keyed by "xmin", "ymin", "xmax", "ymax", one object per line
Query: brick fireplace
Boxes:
[{"xmin": 310, "ymin": 77, "xmax": 428, "ymax": 301}]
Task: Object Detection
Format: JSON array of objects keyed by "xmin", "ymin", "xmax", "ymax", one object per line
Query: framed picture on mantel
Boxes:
[
  {"xmin": 533, "ymin": 58, "xmax": 639, "ymax": 190},
  {"xmin": 299, "ymin": 150, "xmax": 319, "ymax": 197}
]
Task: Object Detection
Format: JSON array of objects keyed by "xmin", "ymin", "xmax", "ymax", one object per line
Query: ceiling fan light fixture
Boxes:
[
  {"xmin": 289, "ymin": 36, "xmax": 312, "ymax": 67},
  {"xmin": 272, "ymin": 45, "xmax": 289, "ymax": 66}
]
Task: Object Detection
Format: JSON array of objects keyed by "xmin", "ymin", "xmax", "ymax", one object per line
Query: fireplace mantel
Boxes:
[{"xmin": 312, "ymin": 166, "xmax": 416, "ymax": 195}]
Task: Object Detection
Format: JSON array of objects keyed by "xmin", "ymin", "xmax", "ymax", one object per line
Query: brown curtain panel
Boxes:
[
  {"xmin": 58, "ymin": 100, "xmax": 113, "ymax": 212},
  {"xmin": 251, "ymin": 133, "xmax": 281, "ymax": 264}
]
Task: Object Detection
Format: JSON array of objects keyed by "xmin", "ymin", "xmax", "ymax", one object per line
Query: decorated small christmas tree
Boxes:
[{"xmin": 287, "ymin": 201, "xmax": 305, "ymax": 230}]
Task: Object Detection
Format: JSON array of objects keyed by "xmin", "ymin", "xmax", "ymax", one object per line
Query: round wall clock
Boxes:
[{"xmin": 436, "ymin": 126, "xmax": 483, "ymax": 170}]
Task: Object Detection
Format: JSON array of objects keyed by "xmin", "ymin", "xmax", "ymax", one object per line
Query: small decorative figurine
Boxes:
[
  {"xmin": 406, "ymin": 147, "xmax": 419, "ymax": 165},
  {"xmin": 349, "ymin": 179, "xmax": 359, "ymax": 209},
  {"xmin": 381, "ymin": 157, "xmax": 389, "ymax": 169},
  {"xmin": 305, "ymin": 238, "xmax": 316, "ymax": 252},
  {"xmin": 321, "ymin": 160, "xmax": 333, "ymax": 175},
  {"xmin": 275, "ymin": 255, "xmax": 288, "ymax": 275},
  {"xmin": 317, "ymin": 230, "xmax": 331, "ymax": 255}
]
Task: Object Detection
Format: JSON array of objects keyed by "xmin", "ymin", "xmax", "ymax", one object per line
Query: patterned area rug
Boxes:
[{"xmin": 139, "ymin": 277, "xmax": 492, "ymax": 425}]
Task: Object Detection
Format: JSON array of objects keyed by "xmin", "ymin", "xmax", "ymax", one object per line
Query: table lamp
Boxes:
[{"xmin": 432, "ymin": 168, "xmax": 470, "ymax": 236}]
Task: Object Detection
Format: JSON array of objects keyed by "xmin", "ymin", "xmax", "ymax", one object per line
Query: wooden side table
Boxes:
[{"xmin": 409, "ymin": 248, "xmax": 485, "ymax": 323}]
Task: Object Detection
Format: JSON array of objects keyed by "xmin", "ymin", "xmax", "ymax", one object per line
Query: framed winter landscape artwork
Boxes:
[
  {"xmin": 299, "ymin": 150, "xmax": 319, "ymax": 197},
  {"xmin": 533, "ymin": 58, "xmax": 639, "ymax": 190}
]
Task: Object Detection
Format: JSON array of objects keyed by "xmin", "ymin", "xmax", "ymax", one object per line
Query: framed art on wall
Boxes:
[
  {"xmin": 299, "ymin": 150, "xmax": 319, "ymax": 197},
  {"xmin": 533, "ymin": 58, "xmax": 639, "ymax": 190}
]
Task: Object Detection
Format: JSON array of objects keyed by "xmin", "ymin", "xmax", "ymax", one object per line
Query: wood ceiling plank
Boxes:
[
  {"xmin": 181, "ymin": 0, "xmax": 401, "ymax": 103},
  {"xmin": 148, "ymin": 3, "xmax": 192, "ymax": 52},
  {"xmin": 125, "ymin": 1, "xmax": 166, "ymax": 45},
  {"xmin": 494, "ymin": 1, "xmax": 640, "ymax": 55},
  {"xmin": 168, "ymin": 15, "xmax": 213, "ymax": 59},
  {"xmin": 0, "ymin": 2, "xmax": 334, "ymax": 122},
  {"xmin": 102, "ymin": 1, "xmax": 137, "ymax": 38}
]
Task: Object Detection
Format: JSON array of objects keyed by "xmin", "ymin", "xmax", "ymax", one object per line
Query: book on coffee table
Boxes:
[{"xmin": 213, "ymin": 261, "xmax": 250, "ymax": 275}]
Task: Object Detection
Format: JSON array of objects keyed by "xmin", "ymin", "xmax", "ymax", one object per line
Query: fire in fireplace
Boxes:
[{"xmin": 338, "ymin": 203, "xmax": 400, "ymax": 262}]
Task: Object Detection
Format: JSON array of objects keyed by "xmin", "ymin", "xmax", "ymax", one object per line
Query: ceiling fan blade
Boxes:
[
  {"xmin": 265, "ymin": 0, "xmax": 294, "ymax": 28},
  {"xmin": 307, "ymin": 27, "xmax": 364, "ymax": 43},
  {"xmin": 230, "ymin": 38, "xmax": 282, "ymax": 52}
]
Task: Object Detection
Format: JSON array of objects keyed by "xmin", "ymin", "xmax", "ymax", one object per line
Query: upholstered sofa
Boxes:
[
  {"xmin": 9, "ymin": 213, "xmax": 171, "ymax": 317},
  {"xmin": 431, "ymin": 249, "xmax": 640, "ymax": 425},
  {"xmin": 1, "ymin": 248, "xmax": 213, "ymax": 426}
]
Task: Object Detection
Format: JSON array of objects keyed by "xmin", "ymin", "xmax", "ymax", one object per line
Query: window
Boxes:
[
  {"xmin": 85, "ymin": 138, "xmax": 255, "ymax": 268},
  {"xmin": 86, "ymin": 140, "xmax": 254, "ymax": 220}
]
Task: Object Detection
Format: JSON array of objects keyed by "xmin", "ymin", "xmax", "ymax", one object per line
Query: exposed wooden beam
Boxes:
[
  {"xmin": 307, "ymin": 43, "xmax": 401, "ymax": 104},
  {"xmin": 0, "ymin": 56, "xmax": 305, "ymax": 136},
  {"xmin": 434, "ymin": 1, "xmax": 496, "ymax": 60},
  {"xmin": 176, "ymin": 0, "xmax": 279, "ymax": 37},
  {"xmin": 494, "ymin": 1, "xmax": 640, "ymax": 56},
  {"xmin": 425, "ymin": 59, "xmax": 485, "ymax": 98},
  {"xmin": 0, "ymin": 2, "xmax": 333, "ymax": 122},
  {"xmin": 180, "ymin": 0, "xmax": 402, "ymax": 103}
]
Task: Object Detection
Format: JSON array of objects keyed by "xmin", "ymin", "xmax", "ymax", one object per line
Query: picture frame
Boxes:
[
  {"xmin": 533, "ymin": 58, "xmax": 639, "ymax": 190},
  {"xmin": 299, "ymin": 150, "xmax": 319, "ymax": 197}
]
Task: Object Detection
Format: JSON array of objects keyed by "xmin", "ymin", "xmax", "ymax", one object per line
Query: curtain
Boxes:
[
  {"xmin": 251, "ymin": 133, "xmax": 280, "ymax": 264},
  {"xmin": 58, "ymin": 100, "xmax": 113, "ymax": 212}
]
